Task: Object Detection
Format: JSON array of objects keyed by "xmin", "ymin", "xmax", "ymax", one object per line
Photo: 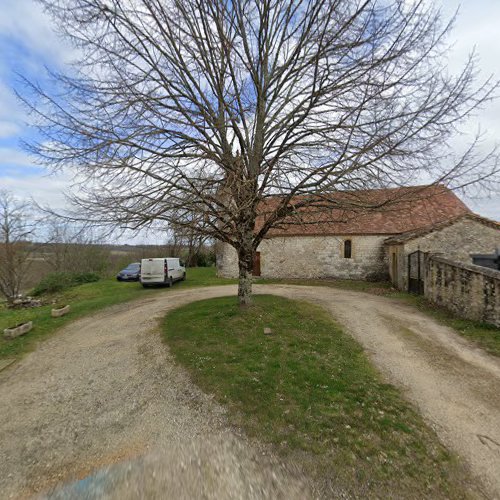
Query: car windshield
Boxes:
[{"xmin": 124, "ymin": 264, "xmax": 140, "ymax": 271}]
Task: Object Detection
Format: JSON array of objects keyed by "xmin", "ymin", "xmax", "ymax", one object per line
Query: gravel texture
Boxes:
[
  {"xmin": 267, "ymin": 284, "xmax": 500, "ymax": 499},
  {"xmin": 1, "ymin": 284, "xmax": 499, "ymax": 498},
  {"xmin": 0, "ymin": 287, "xmax": 311, "ymax": 499}
]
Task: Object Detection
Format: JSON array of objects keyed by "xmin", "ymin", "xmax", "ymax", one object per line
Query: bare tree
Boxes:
[
  {"xmin": 181, "ymin": 230, "xmax": 210, "ymax": 267},
  {"xmin": 43, "ymin": 217, "xmax": 74, "ymax": 272},
  {"xmin": 42, "ymin": 216, "xmax": 112, "ymax": 275},
  {"xmin": 0, "ymin": 191, "xmax": 35, "ymax": 303},
  {"xmin": 23, "ymin": 0, "xmax": 499, "ymax": 304},
  {"xmin": 170, "ymin": 214, "xmax": 211, "ymax": 266}
]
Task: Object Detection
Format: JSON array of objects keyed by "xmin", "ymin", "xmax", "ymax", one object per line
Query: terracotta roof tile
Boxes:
[
  {"xmin": 384, "ymin": 213, "xmax": 500, "ymax": 244},
  {"xmin": 257, "ymin": 185, "xmax": 471, "ymax": 237}
]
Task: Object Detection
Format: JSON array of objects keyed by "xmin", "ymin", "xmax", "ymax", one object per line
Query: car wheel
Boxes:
[
  {"xmin": 167, "ymin": 277, "xmax": 173, "ymax": 287},
  {"xmin": 142, "ymin": 284, "xmax": 149, "ymax": 288},
  {"xmin": 181, "ymin": 272, "xmax": 186, "ymax": 281}
]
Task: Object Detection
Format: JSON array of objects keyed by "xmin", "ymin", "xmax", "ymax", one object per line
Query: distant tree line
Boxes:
[{"xmin": 0, "ymin": 190, "xmax": 213, "ymax": 303}]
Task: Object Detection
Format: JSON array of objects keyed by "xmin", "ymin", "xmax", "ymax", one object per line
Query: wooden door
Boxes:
[
  {"xmin": 391, "ymin": 252, "xmax": 398, "ymax": 285},
  {"xmin": 253, "ymin": 251, "xmax": 261, "ymax": 277}
]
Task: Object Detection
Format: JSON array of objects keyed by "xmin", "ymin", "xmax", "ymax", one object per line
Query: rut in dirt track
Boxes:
[
  {"xmin": 268, "ymin": 285, "xmax": 500, "ymax": 499},
  {"xmin": 0, "ymin": 284, "xmax": 499, "ymax": 499}
]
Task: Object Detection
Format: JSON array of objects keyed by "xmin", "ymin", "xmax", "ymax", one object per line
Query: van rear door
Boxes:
[{"xmin": 141, "ymin": 258, "xmax": 166, "ymax": 283}]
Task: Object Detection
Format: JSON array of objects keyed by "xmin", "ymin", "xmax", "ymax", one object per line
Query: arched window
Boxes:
[{"xmin": 344, "ymin": 239, "xmax": 352, "ymax": 259}]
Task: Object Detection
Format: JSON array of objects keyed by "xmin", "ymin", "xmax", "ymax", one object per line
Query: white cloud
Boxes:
[
  {"xmin": 0, "ymin": 81, "xmax": 21, "ymax": 115},
  {"xmin": 0, "ymin": 121, "xmax": 21, "ymax": 138},
  {"xmin": 0, "ymin": 147, "xmax": 42, "ymax": 167},
  {"xmin": 0, "ymin": 172, "xmax": 71, "ymax": 208},
  {"xmin": 0, "ymin": 172, "xmax": 157, "ymax": 244},
  {"xmin": 464, "ymin": 194, "xmax": 500, "ymax": 220},
  {"xmin": 0, "ymin": 0, "xmax": 75, "ymax": 67},
  {"xmin": 0, "ymin": 0, "xmax": 498, "ymax": 224},
  {"xmin": 0, "ymin": 81, "xmax": 25, "ymax": 138},
  {"xmin": 437, "ymin": 0, "xmax": 500, "ymax": 218}
]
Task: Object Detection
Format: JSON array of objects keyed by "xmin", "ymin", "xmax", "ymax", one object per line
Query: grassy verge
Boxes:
[
  {"xmin": 256, "ymin": 276, "xmax": 500, "ymax": 357},
  {"xmin": 401, "ymin": 295, "xmax": 500, "ymax": 357},
  {"xmin": 0, "ymin": 267, "xmax": 236, "ymax": 362},
  {"xmin": 254, "ymin": 276, "xmax": 397, "ymax": 295},
  {"xmin": 163, "ymin": 295, "xmax": 477, "ymax": 498}
]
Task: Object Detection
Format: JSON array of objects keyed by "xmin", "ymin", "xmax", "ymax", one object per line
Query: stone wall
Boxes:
[
  {"xmin": 387, "ymin": 218, "xmax": 500, "ymax": 290},
  {"xmin": 425, "ymin": 256, "xmax": 500, "ymax": 327},
  {"xmin": 217, "ymin": 235, "xmax": 389, "ymax": 280},
  {"xmin": 216, "ymin": 241, "xmax": 239, "ymax": 278}
]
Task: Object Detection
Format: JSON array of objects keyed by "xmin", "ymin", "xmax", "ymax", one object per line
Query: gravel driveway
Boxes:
[{"xmin": 0, "ymin": 284, "xmax": 499, "ymax": 498}]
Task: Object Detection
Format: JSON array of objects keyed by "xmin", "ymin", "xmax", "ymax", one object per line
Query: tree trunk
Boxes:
[{"xmin": 237, "ymin": 231, "xmax": 254, "ymax": 307}]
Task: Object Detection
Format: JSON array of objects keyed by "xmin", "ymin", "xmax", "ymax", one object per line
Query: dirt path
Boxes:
[
  {"xmin": 0, "ymin": 286, "xmax": 310, "ymax": 499},
  {"xmin": 265, "ymin": 285, "xmax": 500, "ymax": 499},
  {"xmin": 0, "ymin": 284, "xmax": 499, "ymax": 498}
]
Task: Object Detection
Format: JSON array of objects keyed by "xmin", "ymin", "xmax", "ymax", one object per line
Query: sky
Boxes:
[{"xmin": 0, "ymin": 0, "xmax": 499, "ymax": 239}]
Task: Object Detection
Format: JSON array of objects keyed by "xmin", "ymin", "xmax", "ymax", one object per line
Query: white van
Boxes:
[{"xmin": 140, "ymin": 258, "xmax": 186, "ymax": 288}]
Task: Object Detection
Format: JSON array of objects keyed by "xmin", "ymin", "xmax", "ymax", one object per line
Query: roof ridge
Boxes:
[
  {"xmin": 384, "ymin": 212, "xmax": 500, "ymax": 244},
  {"xmin": 258, "ymin": 185, "xmax": 472, "ymax": 237},
  {"xmin": 261, "ymin": 183, "xmax": 451, "ymax": 200}
]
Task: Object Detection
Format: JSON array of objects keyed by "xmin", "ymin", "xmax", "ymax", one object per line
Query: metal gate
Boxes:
[{"xmin": 408, "ymin": 250, "xmax": 425, "ymax": 294}]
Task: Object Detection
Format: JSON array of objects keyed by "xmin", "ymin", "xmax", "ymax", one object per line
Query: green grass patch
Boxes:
[
  {"xmin": 31, "ymin": 271, "xmax": 100, "ymax": 296},
  {"xmin": 254, "ymin": 276, "xmax": 397, "ymax": 295},
  {"xmin": 403, "ymin": 295, "xmax": 500, "ymax": 357},
  {"xmin": 163, "ymin": 295, "xmax": 475, "ymax": 498},
  {"xmin": 256, "ymin": 277, "xmax": 500, "ymax": 357},
  {"xmin": 0, "ymin": 267, "xmax": 236, "ymax": 362}
]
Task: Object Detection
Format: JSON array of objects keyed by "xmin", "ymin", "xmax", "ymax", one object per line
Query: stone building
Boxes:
[
  {"xmin": 216, "ymin": 185, "xmax": 500, "ymax": 284},
  {"xmin": 385, "ymin": 214, "xmax": 500, "ymax": 290}
]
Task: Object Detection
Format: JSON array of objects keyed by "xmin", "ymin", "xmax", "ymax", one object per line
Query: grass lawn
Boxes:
[
  {"xmin": 163, "ymin": 295, "xmax": 477, "ymax": 498},
  {"xmin": 2, "ymin": 264, "xmax": 496, "ymax": 364},
  {"xmin": 403, "ymin": 295, "xmax": 500, "ymax": 357},
  {"xmin": 254, "ymin": 276, "xmax": 397, "ymax": 295},
  {"xmin": 0, "ymin": 267, "xmax": 236, "ymax": 362},
  {"xmin": 256, "ymin": 276, "xmax": 500, "ymax": 357}
]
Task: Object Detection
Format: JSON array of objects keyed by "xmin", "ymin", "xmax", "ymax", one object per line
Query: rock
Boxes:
[
  {"xmin": 51, "ymin": 305, "xmax": 71, "ymax": 318},
  {"xmin": 8, "ymin": 297, "xmax": 43, "ymax": 309},
  {"xmin": 3, "ymin": 321, "xmax": 33, "ymax": 340},
  {"xmin": 264, "ymin": 327, "xmax": 272, "ymax": 335}
]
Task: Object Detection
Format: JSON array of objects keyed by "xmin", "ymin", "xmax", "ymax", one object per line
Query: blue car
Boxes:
[{"xmin": 116, "ymin": 262, "xmax": 141, "ymax": 282}]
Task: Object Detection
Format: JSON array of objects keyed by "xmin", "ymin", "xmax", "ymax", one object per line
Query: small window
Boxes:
[{"xmin": 344, "ymin": 239, "xmax": 352, "ymax": 259}]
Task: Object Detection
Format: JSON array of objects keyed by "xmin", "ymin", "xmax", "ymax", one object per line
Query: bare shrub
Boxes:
[{"xmin": 0, "ymin": 191, "xmax": 36, "ymax": 303}]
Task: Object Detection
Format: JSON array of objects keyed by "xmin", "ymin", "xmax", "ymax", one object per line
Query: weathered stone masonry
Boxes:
[
  {"xmin": 217, "ymin": 188, "xmax": 500, "ymax": 327},
  {"xmin": 425, "ymin": 256, "xmax": 500, "ymax": 327},
  {"xmin": 386, "ymin": 217, "xmax": 500, "ymax": 291},
  {"xmin": 217, "ymin": 185, "xmax": 481, "ymax": 282},
  {"xmin": 217, "ymin": 235, "xmax": 389, "ymax": 280}
]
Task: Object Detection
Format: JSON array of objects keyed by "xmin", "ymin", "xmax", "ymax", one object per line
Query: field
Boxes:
[
  {"xmin": 1, "ymin": 267, "xmax": 495, "ymax": 495},
  {"xmin": 2, "ymin": 266, "xmax": 498, "ymax": 362},
  {"xmin": 18, "ymin": 241, "xmax": 207, "ymax": 293}
]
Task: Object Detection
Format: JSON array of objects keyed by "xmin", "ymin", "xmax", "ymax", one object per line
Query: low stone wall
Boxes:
[{"xmin": 425, "ymin": 256, "xmax": 500, "ymax": 327}]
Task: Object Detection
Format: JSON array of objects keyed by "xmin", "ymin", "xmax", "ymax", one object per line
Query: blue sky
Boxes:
[{"xmin": 0, "ymin": 0, "xmax": 499, "ymax": 223}]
